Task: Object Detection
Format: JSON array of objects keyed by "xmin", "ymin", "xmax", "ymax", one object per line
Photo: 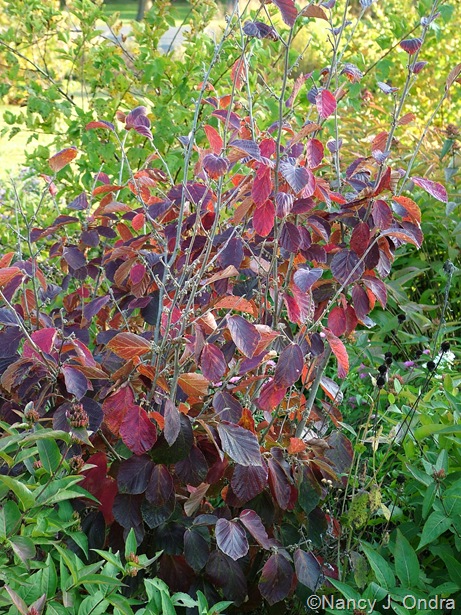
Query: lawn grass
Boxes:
[{"xmin": 103, "ymin": 0, "xmax": 194, "ymax": 22}]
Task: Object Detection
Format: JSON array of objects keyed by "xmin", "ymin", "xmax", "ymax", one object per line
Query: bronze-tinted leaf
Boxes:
[
  {"xmin": 107, "ymin": 332, "xmax": 151, "ymax": 360},
  {"xmin": 49, "ymin": 146, "xmax": 78, "ymax": 173}
]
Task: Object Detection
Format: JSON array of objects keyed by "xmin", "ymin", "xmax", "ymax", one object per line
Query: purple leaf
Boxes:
[
  {"xmin": 229, "ymin": 139, "xmax": 262, "ymax": 161},
  {"xmin": 61, "ymin": 366, "xmax": 89, "ymax": 400},
  {"xmin": 201, "ymin": 344, "xmax": 227, "ymax": 382},
  {"xmin": 280, "ymin": 221, "xmax": 301, "ymax": 253},
  {"xmin": 294, "ymin": 549, "xmax": 323, "ymax": 590},
  {"xmin": 215, "ymin": 518, "xmax": 249, "ymax": 561},
  {"xmin": 259, "ymin": 552, "xmax": 294, "ymax": 606},
  {"xmin": 145, "ymin": 464, "xmax": 174, "ymax": 505},
  {"xmin": 217, "ymin": 421, "xmax": 262, "ymax": 467},
  {"xmin": 400, "ymin": 37, "xmax": 422, "ymax": 55},
  {"xmin": 274, "ymin": 344, "xmax": 303, "ymax": 388},
  {"xmin": 117, "ymin": 454, "xmax": 155, "ymax": 494},
  {"xmin": 330, "ymin": 249, "xmax": 364, "ymax": 285},
  {"xmin": 412, "ymin": 176, "xmax": 448, "ymax": 203},
  {"xmin": 68, "ymin": 192, "xmax": 89, "ymax": 210},
  {"xmin": 273, "ymin": 0, "xmax": 297, "ymax": 26},
  {"xmin": 243, "ymin": 21, "xmax": 278, "ymax": 40},
  {"xmin": 213, "ymin": 391, "xmax": 243, "ymax": 423},
  {"xmin": 227, "ymin": 315, "xmax": 261, "ymax": 358},
  {"xmin": 83, "ymin": 296, "xmax": 110, "ymax": 321},
  {"xmin": 63, "ymin": 246, "xmax": 86, "ymax": 270},
  {"xmin": 231, "ymin": 464, "xmax": 268, "ymax": 502},
  {"xmin": 164, "ymin": 399, "xmax": 181, "ymax": 446},
  {"xmin": 279, "ymin": 161, "xmax": 314, "ymax": 194},
  {"xmin": 212, "ymin": 109, "xmax": 241, "ymax": 131},
  {"xmin": 377, "ymin": 81, "xmax": 398, "ymax": 94},
  {"xmin": 306, "ymin": 139, "xmax": 324, "ymax": 168},
  {"xmin": 293, "ymin": 267, "xmax": 322, "ymax": 291},
  {"xmin": 203, "ymin": 154, "xmax": 230, "ymax": 179},
  {"xmin": 240, "ymin": 509, "xmax": 275, "ymax": 549},
  {"xmin": 184, "ymin": 527, "xmax": 210, "ymax": 571}
]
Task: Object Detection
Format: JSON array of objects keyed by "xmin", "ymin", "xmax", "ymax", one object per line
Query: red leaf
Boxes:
[
  {"xmin": 324, "ymin": 329, "xmax": 349, "ymax": 378},
  {"xmin": 259, "ymin": 552, "xmax": 294, "ymax": 606},
  {"xmin": 391, "ymin": 195, "xmax": 421, "ymax": 224},
  {"xmin": 120, "ymin": 405, "xmax": 157, "ymax": 455},
  {"xmin": 164, "ymin": 399, "xmax": 181, "ymax": 446},
  {"xmin": 215, "ymin": 518, "xmax": 249, "ymax": 561},
  {"xmin": 217, "ymin": 421, "xmax": 262, "ymax": 467},
  {"xmin": 327, "ymin": 306, "xmax": 346, "ymax": 337},
  {"xmin": 85, "ymin": 120, "xmax": 115, "ymax": 131},
  {"xmin": 253, "ymin": 199, "xmax": 275, "ymax": 237},
  {"xmin": 400, "ymin": 37, "xmax": 422, "ymax": 55},
  {"xmin": 286, "ymin": 73, "xmax": 311, "ymax": 108},
  {"xmin": 231, "ymin": 464, "xmax": 268, "ymax": 502},
  {"xmin": 273, "ymin": 0, "xmax": 297, "ymax": 26},
  {"xmin": 294, "ymin": 549, "xmax": 322, "ymax": 591},
  {"xmin": 178, "ymin": 373, "xmax": 209, "ymax": 397},
  {"xmin": 204, "ymin": 124, "xmax": 223, "ymax": 155},
  {"xmin": 268, "ymin": 457, "xmax": 292, "ymax": 510},
  {"xmin": 107, "ymin": 332, "xmax": 151, "ymax": 360},
  {"xmin": 274, "ymin": 344, "xmax": 303, "ymax": 388},
  {"xmin": 362, "ymin": 275, "xmax": 387, "ymax": 308},
  {"xmin": 257, "ymin": 379, "xmax": 287, "ymax": 411},
  {"xmin": 201, "ymin": 343, "xmax": 227, "ymax": 382},
  {"xmin": 231, "ymin": 58, "xmax": 245, "ymax": 90},
  {"xmin": 0, "ymin": 267, "xmax": 22, "ymax": 288},
  {"xmin": 131, "ymin": 212, "xmax": 145, "ymax": 231},
  {"xmin": 229, "ymin": 139, "xmax": 261, "ymax": 161},
  {"xmin": 398, "ymin": 112, "xmax": 416, "ymax": 126},
  {"xmin": 252, "ymin": 164, "xmax": 272, "ymax": 206},
  {"xmin": 330, "ymin": 249, "xmax": 364, "ymax": 286},
  {"xmin": 130, "ymin": 263, "xmax": 146, "ymax": 285},
  {"xmin": 240, "ymin": 509, "xmax": 275, "ymax": 549},
  {"xmin": 49, "ymin": 146, "xmax": 78, "ymax": 173},
  {"xmin": 372, "ymin": 199, "xmax": 393, "ymax": 230},
  {"xmin": 350, "ymin": 222, "xmax": 371, "ymax": 257},
  {"xmin": 412, "ymin": 176, "xmax": 448, "ymax": 203},
  {"xmin": 227, "ymin": 315, "xmax": 261, "ymax": 358},
  {"xmin": 102, "ymin": 385, "xmax": 135, "ymax": 436},
  {"xmin": 306, "ymin": 139, "xmax": 324, "ymax": 168},
  {"xmin": 214, "ymin": 296, "xmax": 256, "ymax": 317},
  {"xmin": 316, "ymin": 89, "xmax": 336, "ymax": 119},
  {"xmin": 145, "ymin": 464, "xmax": 174, "ymax": 505},
  {"xmin": 280, "ymin": 162, "xmax": 314, "ymax": 194},
  {"xmin": 23, "ymin": 327, "xmax": 57, "ymax": 356}
]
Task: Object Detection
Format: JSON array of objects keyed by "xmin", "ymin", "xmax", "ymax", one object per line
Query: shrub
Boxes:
[{"xmin": 0, "ymin": 0, "xmax": 460, "ymax": 612}]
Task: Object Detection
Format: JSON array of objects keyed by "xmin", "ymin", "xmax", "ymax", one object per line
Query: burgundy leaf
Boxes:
[
  {"xmin": 400, "ymin": 37, "xmax": 422, "ymax": 55},
  {"xmin": 231, "ymin": 464, "xmax": 268, "ymax": 502},
  {"xmin": 218, "ymin": 237, "xmax": 244, "ymax": 269},
  {"xmin": 330, "ymin": 249, "xmax": 364, "ymax": 285},
  {"xmin": 201, "ymin": 343, "xmax": 227, "ymax": 382},
  {"xmin": 306, "ymin": 139, "xmax": 324, "ymax": 168},
  {"xmin": 184, "ymin": 527, "xmax": 210, "ymax": 571},
  {"xmin": 215, "ymin": 518, "xmax": 249, "ymax": 561},
  {"xmin": 280, "ymin": 221, "xmax": 301, "ymax": 253},
  {"xmin": 273, "ymin": 0, "xmax": 297, "ymax": 26},
  {"xmin": 327, "ymin": 306, "xmax": 347, "ymax": 337},
  {"xmin": 62, "ymin": 365, "xmax": 89, "ymax": 400},
  {"xmin": 412, "ymin": 61, "xmax": 427, "ymax": 74},
  {"xmin": 256, "ymin": 379, "xmax": 287, "ymax": 411},
  {"xmin": 294, "ymin": 549, "xmax": 323, "ymax": 590},
  {"xmin": 164, "ymin": 399, "xmax": 181, "ymax": 446},
  {"xmin": 253, "ymin": 199, "xmax": 275, "ymax": 237},
  {"xmin": 120, "ymin": 405, "xmax": 157, "ymax": 455},
  {"xmin": 141, "ymin": 497, "xmax": 174, "ymax": 529},
  {"xmin": 275, "ymin": 192, "xmax": 294, "ymax": 217},
  {"xmin": 315, "ymin": 89, "xmax": 337, "ymax": 119},
  {"xmin": 206, "ymin": 551, "xmax": 248, "ymax": 605},
  {"xmin": 213, "ymin": 391, "xmax": 243, "ymax": 423},
  {"xmin": 280, "ymin": 162, "xmax": 314, "ymax": 194},
  {"xmin": 240, "ymin": 509, "xmax": 274, "ymax": 549},
  {"xmin": 362, "ymin": 275, "xmax": 387, "ymax": 308},
  {"xmin": 412, "ymin": 176, "xmax": 448, "ymax": 203},
  {"xmin": 293, "ymin": 267, "xmax": 322, "ymax": 291},
  {"xmin": 227, "ymin": 315, "xmax": 261, "ymax": 358},
  {"xmin": 351, "ymin": 285, "xmax": 370, "ymax": 320},
  {"xmin": 259, "ymin": 552, "xmax": 294, "ymax": 606},
  {"xmin": 217, "ymin": 421, "xmax": 262, "ymax": 467},
  {"xmin": 274, "ymin": 344, "xmax": 303, "ymax": 388},
  {"xmin": 203, "ymin": 153, "xmax": 230, "ymax": 179},
  {"xmin": 83, "ymin": 296, "xmax": 110, "ymax": 321},
  {"xmin": 117, "ymin": 454, "xmax": 154, "ymax": 494},
  {"xmin": 243, "ymin": 20, "xmax": 278, "ymax": 40},
  {"xmin": 145, "ymin": 464, "xmax": 174, "ymax": 505},
  {"xmin": 212, "ymin": 109, "xmax": 241, "ymax": 130},
  {"xmin": 372, "ymin": 199, "xmax": 393, "ymax": 230},
  {"xmin": 86, "ymin": 120, "xmax": 115, "ymax": 131},
  {"xmin": 350, "ymin": 222, "xmax": 371, "ymax": 257},
  {"xmin": 268, "ymin": 457, "xmax": 292, "ymax": 510},
  {"xmin": 175, "ymin": 446, "xmax": 208, "ymax": 486}
]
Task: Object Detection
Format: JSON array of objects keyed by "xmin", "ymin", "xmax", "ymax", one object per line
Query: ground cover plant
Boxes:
[{"xmin": 1, "ymin": 0, "xmax": 461, "ymax": 613}]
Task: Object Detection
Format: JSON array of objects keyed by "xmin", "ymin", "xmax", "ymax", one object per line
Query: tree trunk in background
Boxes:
[
  {"xmin": 136, "ymin": 0, "xmax": 152, "ymax": 21},
  {"xmin": 59, "ymin": 0, "xmax": 66, "ymax": 8}
]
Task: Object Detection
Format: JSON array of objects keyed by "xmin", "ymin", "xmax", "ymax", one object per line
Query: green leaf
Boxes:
[
  {"xmin": 68, "ymin": 531, "xmax": 89, "ymax": 559},
  {"xmin": 38, "ymin": 554, "xmax": 58, "ymax": 598},
  {"xmin": 207, "ymin": 600, "xmax": 234, "ymax": 614},
  {"xmin": 391, "ymin": 604, "xmax": 411, "ymax": 615},
  {"xmin": 125, "ymin": 527, "xmax": 138, "ymax": 559},
  {"xmin": 394, "ymin": 530, "xmax": 420, "ymax": 588},
  {"xmin": 414, "ymin": 424, "xmax": 461, "ymax": 440},
  {"xmin": 326, "ymin": 578, "xmax": 361, "ymax": 601},
  {"xmin": 92, "ymin": 549, "xmax": 125, "ymax": 573},
  {"xmin": 46, "ymin": 601, "xmax": 69, "ymax": 615},
  {"xmin": 171, "ymin": 592, "xmax": 198, "ymax": 608},
  {"xmin": 0, "ymin": 475, "xmax": 36, "ymax": 509},
  {"xmin": 404, "ymin": 464, "xmax": 432, "ymax": 486},
  {"xmin": 78, "ymin": 593, "xmax": 109, "ymax": 615},
  {"xmin": 442, "ymin": 554, "xmax": 461, "ymax": 587},
  {"xmin": 422, "ymin": 482, "xmax": 436, "ymax": 519},
  {"xmin": 37, "ymin": 437, "xmax": 61, "ymax": 474},
  {"xmin": 0, "ymin": 499, "xmax": 21, "ymax": 540},
  {"xmin": 417, "ymin": 511, "xmax": 452, "ymax": 550},
  {"xmin": 361, "ymin": 543, "xmax": 395, "ymax": 589}
]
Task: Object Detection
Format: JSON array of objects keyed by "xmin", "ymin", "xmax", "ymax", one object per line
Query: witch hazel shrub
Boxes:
[{"xmin": 0, "ymin": 0, "xmax": 458, "ymax": 610}]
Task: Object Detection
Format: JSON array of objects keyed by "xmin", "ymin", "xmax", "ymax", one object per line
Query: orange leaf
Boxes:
[
  {"xmin": 132, "ymin": 212, "xmax": 145, "ymax": 231},
  {"xmin": 107, "ymin": 332, "xmax": 151, "ymax": 360},
  {"xmin": 238, "ymin": 408, "xmax": 256, "ymax": 434},
  {"xmin": 204, "ymin": 124, "xmax": 223, "ymax": 155},
  {"xmin": 392, "ymin": 195, "xmax": 421, "ymax": 224},
  {"xmin": 202, "ymin": 265, "xmax": 239, "ymax": 287},
  {"xmin": 0, "ymin": 253, "xmax": 15, "ymax": 268},
  {"xmin": 301, "ymin": 4, "xmax": 328, "ymax": 20},
  {"xmin": 288, "ymin": 437, "xmax": 307, "ymax": 454},
  {"xmin": 48, "ymin": 146, "xmax": 78, "ymax": 173},
  {"xmin": 324, "ymin": 329, "xmax": 349, "ymax": 378},
  {"xmin": 177, "ymin": 372, "xmax": 209, "ymax": 398},
  {"xmin": 0, "ymin": 267, "xmax": 22, "ymax": 288},
  {"xmin": 148, "ymin": 410, "xmax": 165, "ymax": 430},
  {"xmin": 214, "ymin": 295, "xmax": 257, "ymax": 317}
]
